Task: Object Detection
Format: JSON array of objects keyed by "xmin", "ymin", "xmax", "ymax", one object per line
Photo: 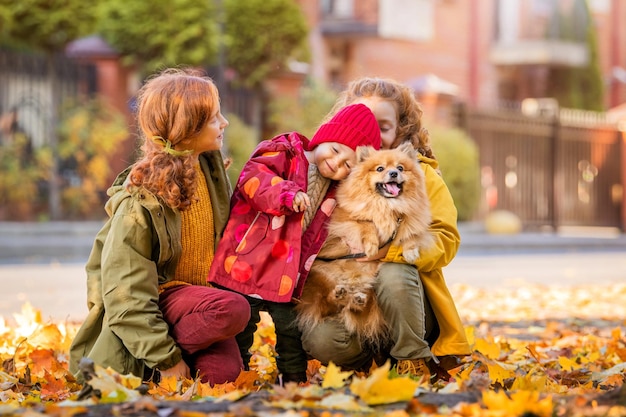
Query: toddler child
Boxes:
[{"xmin": 208, "ymin": 103, "xmax": 381, "ymax": 383}]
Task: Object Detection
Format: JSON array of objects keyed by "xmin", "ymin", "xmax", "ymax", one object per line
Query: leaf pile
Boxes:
[{"xmin": 1, "ymin": 281, "xmax": 625, "ymax": 417}]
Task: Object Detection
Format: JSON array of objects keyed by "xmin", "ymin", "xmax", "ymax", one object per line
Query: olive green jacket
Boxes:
[{"xmin": 69, "ymin": 151, "xmax": 231, "ymax": 379}]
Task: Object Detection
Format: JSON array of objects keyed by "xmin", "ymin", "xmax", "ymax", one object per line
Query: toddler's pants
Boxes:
[{"xmin": 236, "ymin": 296, "xmax": 308, "ymax": 376}]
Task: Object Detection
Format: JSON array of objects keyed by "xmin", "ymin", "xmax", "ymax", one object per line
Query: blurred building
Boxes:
[
  {"xmin": 295, "ymin": 0, "xmax": 626, "ymax": 114},
  {"xmin": 293, "ymin": 0, "xmax": 626, "ymax": 230}
]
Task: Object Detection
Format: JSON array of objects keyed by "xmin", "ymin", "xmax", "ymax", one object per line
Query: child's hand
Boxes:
[
  {"xmin": 292, "ymin": 191, "xmax": 311, "ymax": 212},
  {"xmin": 160, "ymin": 359, "xmax": 191, "ymax": 380}
]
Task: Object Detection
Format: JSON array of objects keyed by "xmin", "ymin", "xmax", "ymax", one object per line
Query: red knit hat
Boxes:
[{"xmin": 309, "ymin": 103, "xmax": 381, "ymax": 151}]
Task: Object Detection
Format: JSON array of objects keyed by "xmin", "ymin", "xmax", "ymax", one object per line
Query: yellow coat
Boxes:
[{"xmin": 384, "ymin": 154, "xmax": 471, "ymax": 357}]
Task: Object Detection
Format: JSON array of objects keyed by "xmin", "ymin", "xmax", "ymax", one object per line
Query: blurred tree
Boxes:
[
  {"xmin": 97, "ymin": 0, "xmax": 308, "ymax": 142},
  {"xmin": 267, "ymin": 79, "xmax": 336, "ymax": 138},
  {"xmin": 546, "ymin": 0, "xmax": 604, "ymax": 111},
  {"xmin": 57, "ymin": 98, "xmax": 128, "ymax": 219},
  {"xmin": 222, "ymin": 113, "xmax": 259, "ymax": 186},
  {"xmin": 96, "ymin": 0, "xmax": 308, "ymax": 88},
  {"xmin": 224, "ymin": 0, "xmax": 308, "ymax": 88},
  {"xmin": 0, "ymin": 0, "xmax": 98, "ymax": 219},
  {"xmin": 97, "ymin": 0, "xmax": 218, "ymax": 75},
  {"xmin": 0, "ymin": 123, "xmax": 51, "ymax": 221}
]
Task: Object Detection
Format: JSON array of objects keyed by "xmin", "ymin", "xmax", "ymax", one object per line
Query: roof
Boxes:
[
  {"xmin": 405, "ymin": 74, "xmax": 459, "ymax": 96},
  {"xmin": 65, "ymin": 35, "xmax": 118, "ymax": 58}
]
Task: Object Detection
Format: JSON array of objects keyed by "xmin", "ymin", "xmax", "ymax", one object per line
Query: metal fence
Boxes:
[
  {"xmin": 0, "ymin": 49, "xmax": 96, "ymax": 149},
  {"xmin": 456, "ymin": 103, "xmax": 623, "ymax": 231}
]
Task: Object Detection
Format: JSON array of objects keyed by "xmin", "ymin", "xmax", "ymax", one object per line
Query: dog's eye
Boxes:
[
  {"xmin": 397, "ymin": 165, "xmax": 404, "ymax": 172},
  {"xmin": 376, "ymin": 166, "xmax": 384, "ymax": 172}
]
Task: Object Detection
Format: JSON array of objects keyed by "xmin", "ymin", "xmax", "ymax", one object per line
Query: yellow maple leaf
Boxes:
[
  {"xmin": 558, "ymin": 355, "xmax": 580, "ymax": 371},
  {"xmin": 321, "ymin": 362, "xmax": 353, "ymax": 389},
  {"xmin": 483, "ymin": 390, "xmax": 553, "ymax": 417},
  {"xmin": 486, "ymin": 361, "xmax": 516, "ymax": 385},
  {"xmin": 474, "ymin": 337, "xmax": 501, "ymax": 360},
  {"xmin": 510, "ymin": 370, "xmax": 547, "ymax": 391},
  {"xmin": 349, "ymin": 362, "xmax": 419, "ymax": 405},
  {"xmin": 157, "ymin": 375, "xmax": 180, "ymax": 393},
  {"xmin": 579, "ymin": 350, "xmax": 600, "ymax": 364}
]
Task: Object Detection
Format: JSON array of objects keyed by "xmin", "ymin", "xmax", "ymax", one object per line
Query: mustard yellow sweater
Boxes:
[{"xmin": 174, "ymin": 164, "xmax": 215, "ymax": 286}]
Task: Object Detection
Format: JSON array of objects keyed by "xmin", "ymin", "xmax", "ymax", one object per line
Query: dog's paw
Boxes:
[
  {"xmin": 353, "ymin": 291, "xmax": 367, "ymax": 306},
  {"xmin": 349, "ymin": 291, "xmax": 368, "ymax": 311},
  {"xmin": 333, "ymin": 284, "xmax": 348, "ymax": 300},
  {"xmin": 403, "ymin": 247, "xmax": 421, "ymax": 263}
]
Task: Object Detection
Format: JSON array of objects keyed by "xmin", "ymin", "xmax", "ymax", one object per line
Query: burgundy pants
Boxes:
[{"xmin": 159, "ymin": 285, "xmax": 250, "ymax": 384}]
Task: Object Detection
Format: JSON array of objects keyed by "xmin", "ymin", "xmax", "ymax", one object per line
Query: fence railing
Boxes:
[
  {"xmin": 0, "ymin": 49, "xmax": 96, "ymax": 149},
  {"xmin": 455, "ymin": 103, "xmax": 624, "ymax": 231}
]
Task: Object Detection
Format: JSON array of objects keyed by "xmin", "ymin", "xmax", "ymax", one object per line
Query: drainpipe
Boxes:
[
  {"xmin": 468, "ymin": 0, "xmax": 479, "ymax": 106},
  {"xmin": 610, "ymin": 0, "xmax": 621, "ymax": 107}
]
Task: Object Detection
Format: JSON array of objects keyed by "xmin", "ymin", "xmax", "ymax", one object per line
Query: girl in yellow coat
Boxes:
[{"xmin": 301, "ymin": 77, "xmax": 471, "ymax": 382}]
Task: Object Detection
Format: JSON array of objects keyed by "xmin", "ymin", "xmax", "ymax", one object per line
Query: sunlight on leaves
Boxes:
[
  {"xmin": 1, "ymin": 279, "xmax": 625, "ymax": 417},
  {"xmin": 349, "ymin": 362, "xmax": 419, "ymax": 405}
]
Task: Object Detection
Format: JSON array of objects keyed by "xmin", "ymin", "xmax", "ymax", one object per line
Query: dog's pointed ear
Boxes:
[
  {"xmin": 356, "ymin": 145, "xmax": 373, "ymax": 162},
  {"xmin": 398, "ymin": 142, "xmax": 417, "ymax": 158}
]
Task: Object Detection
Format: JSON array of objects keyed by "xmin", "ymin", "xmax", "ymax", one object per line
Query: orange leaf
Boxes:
[
  {"xmin": 233, "ymin": 370, "xmax": 261, "ymax": 391},
  {"xmin": 40, "ymin": 369, "xmax": 71, "ymax": 401}
]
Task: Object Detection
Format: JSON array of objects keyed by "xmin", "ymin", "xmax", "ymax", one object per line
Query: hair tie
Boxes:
[{"xmin": 152, "ymin": 136, "xmax": 193, "ymax": 157}]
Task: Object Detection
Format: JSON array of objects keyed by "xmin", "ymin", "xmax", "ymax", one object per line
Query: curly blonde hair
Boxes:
[
  {"xmin": 129, "ymin": 68, "xmax": 220, "ymax": 210},
  {"xmin": 330, "ymin": 77, "xmax": 435, "ymax": 159}
]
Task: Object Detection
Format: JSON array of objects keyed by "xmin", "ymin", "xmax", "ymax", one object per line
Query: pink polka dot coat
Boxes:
[{"xmin": 208, "ymin": 132, "xmax": 337, "ymax": 303}]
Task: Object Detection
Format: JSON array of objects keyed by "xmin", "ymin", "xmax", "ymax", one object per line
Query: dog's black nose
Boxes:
[{"xmin": 389, "ymin": 170, "xmax": 398, "ymax": 179}]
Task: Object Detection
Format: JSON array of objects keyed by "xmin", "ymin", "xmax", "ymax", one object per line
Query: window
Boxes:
[
  {"xmin": 378, "ymin": 0, "xmax": 433, "ymax": 41},
  {"xmin": 321, "ymin": 0, "xmax": 354, "ymax": 18},
  {"xmin": 497, "ymin": 0, "xmax": 520, "ymax": 43}
]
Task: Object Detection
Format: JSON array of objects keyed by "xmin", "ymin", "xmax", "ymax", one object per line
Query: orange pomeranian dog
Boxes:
[{"xmin": 296, "ymin": 142, "xmax": 434, "ymax": 346}]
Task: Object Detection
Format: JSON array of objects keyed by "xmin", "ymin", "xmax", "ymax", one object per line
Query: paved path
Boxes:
[
  {"xmin": 1, "ymin": 221, "xmax": 624, "ymax": 322},
  {"xmin": 1, "ymin": 250, "xmax": 624, "ymax": 323}
]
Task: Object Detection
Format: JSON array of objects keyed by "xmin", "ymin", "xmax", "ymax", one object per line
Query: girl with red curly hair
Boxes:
[{"xmin": 69, "ymin": 68, "xmax": 250, "ymax": 385}]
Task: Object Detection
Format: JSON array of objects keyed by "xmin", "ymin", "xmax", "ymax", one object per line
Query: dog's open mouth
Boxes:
[{"xmin": 376, "ymin": 181, "xmax": 403, "ymax": 197}]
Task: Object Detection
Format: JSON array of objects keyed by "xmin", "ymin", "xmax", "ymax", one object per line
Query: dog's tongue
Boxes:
[{"xmin": 384, "ymin": 182, "xmax": 400, "ymax": 196}]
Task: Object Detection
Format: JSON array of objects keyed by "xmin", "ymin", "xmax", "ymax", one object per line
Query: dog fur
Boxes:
[{"xmin": 296, "ymin": 142, "xmax": 434, "ymax": 346}]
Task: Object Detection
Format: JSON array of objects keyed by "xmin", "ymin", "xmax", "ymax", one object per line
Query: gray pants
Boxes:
[{"xmin": 301, "ymin": 262, "xmax": 436, "ymax": 370}]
